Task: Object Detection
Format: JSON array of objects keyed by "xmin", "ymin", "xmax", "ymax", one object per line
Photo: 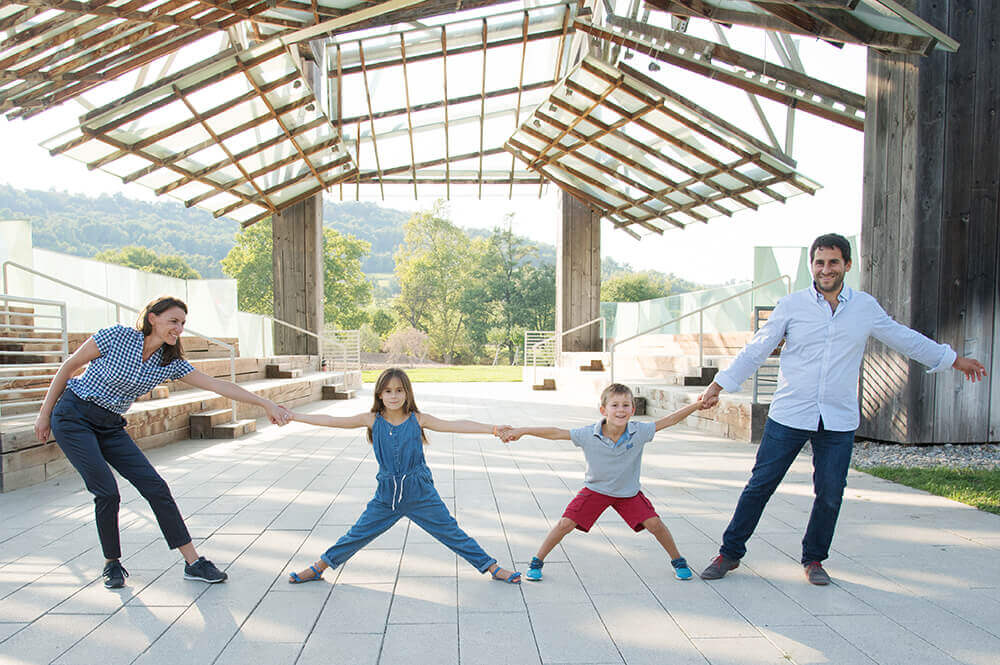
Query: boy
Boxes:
[{"xmin": 502, "ymin": 383, "xmax": 707, "ymax": 581}]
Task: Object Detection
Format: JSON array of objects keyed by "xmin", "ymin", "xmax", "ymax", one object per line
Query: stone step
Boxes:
[
  {"xmin": 532, "ymin": 378, "xmax": 556, "ymax": 391},
  {"xmin": 266, "ymin": 364, "xmax": 302, "ymax": 379},
  {"xmin": 322, "ymin": 385, "xmax": 356, "ymax": 400},
  {"xmin": 209, "ymin": 419, "xmax": 257, "ymax": 439},
  {"xmin": 579, "ymin": 359, "xmax": 605, "ymax": 372},
  {"xmin": 189, "ymin": 409, "xmax": 235, "ymax": 438}
]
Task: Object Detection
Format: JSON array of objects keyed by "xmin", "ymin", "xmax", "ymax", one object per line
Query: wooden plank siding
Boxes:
[
  {"xmin": 555, "ymin": 189, "xmax": 602, "ymax": 353},
  {"xmin": 859, "ymin": 0, "xmax": 999, "ymax": 443}
]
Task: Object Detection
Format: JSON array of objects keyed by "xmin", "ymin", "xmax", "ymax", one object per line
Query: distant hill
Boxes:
[{"xmin": 0, "ymin": 186, "xmax": 695, "ymax": 294}]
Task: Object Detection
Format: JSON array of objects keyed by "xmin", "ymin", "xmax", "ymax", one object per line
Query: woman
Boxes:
[{"xmin": 34, "ymin": 296, "xmax": 292, "ymax": 589}]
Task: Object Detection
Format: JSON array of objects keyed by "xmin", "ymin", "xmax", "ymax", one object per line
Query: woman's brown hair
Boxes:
[
  {"xmin": 368, "ymin": 367, "xmax": 427, "ymax": 443},
  {"xmin": 136, "ymin": 296, "xmax": 187, "ymax": 366}
]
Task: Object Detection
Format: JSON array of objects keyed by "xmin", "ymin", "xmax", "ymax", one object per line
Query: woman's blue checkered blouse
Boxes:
[{"xmin": 66, "ymin": 324, "xmax": 195, "ymax": 414}]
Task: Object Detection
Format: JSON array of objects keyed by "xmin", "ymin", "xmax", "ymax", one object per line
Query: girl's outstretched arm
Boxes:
[
  {"xmin": 291, "ymin": 411, "xmax": 374, "ymax": 429},
  {"xmin": 417, "ymin": 413, "xmax": 506, "ymax": 436},
  {"xmin": 653, "ymin": 398, "xmax": 706, "ymax": 432},
  {"xmin": 503, "ymin": 427, "xmax": 571, "ymax": 441}
]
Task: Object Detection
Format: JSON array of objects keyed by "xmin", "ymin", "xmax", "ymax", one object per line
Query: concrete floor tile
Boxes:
[
  {"xmin": 299, "ymin": 632, "xmax": 382, "ymax": 665},
  {"xmin": 381, "ymin": 623, "xmax": 458, "ymax": 665},
  {"xmin": 132, "ymin": 602, "xmax": 247, "ymax": 665},
  {"xmin": 389, "ymin": 576, "xmax": 457, "ymax": 624},
  {"xmin": 590, "ymin": 592, "xmax": 704, "ymax": 665},
  {"xmin": 399, "ymin": 541, "xmax": 457, "ymax": 578},
  {"xmin": 239, "ymin": 590, "xmax": 329, "ymax": 643},
  {"xmin": 456, "ymin": 566, "xmax": 526, "ymax": 613},
  {"xmin": 519, "ymin": 562, "xmax": 590, "ymax": 606},
  {"xmin": 313, "ymin": 582, "xmax": 393, "ymax": 633},
  {"xmin": 214, "ymin": 636, "xmax": 301, "ymax": 665},
  {"xmin": 527, "ymin": 601, "xmax": 621, "ymax": 664},
  {"xmin": 647, "ymin": 579, "xmax": 758, "ymax": 639},
  {"xmin": 820, "ymin": 615, "xmax": 958, "ymax": 665},
  {"xmin": 336, "ymin": 548, "xmax": 402, "ymax": 584},
  {"xmin": 52, "ymin": 605, "xmax": 185, "ymax": 665},
  {"xmin": 759, "ymin": 625, "xmax": 880, "ymax": 665},
  {"xmin": 0, "ymin": 614, "xmax": 105, "ymax": 665},
  {"xmin": 459, "ymin": 611, "xmax": 541, "ymax": 665},
  {"xmin": 690, "ymin": 636, "xmax": 791, "ymax": 665}
]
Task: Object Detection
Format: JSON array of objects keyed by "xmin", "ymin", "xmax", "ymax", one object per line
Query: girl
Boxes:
[
  {"xmin": 287, "ymin": 368, "xmax": 520, "ymax": 584},
  {"xmin": 34, "ymin": 296, "xmax": 292, "ymax": 589}
]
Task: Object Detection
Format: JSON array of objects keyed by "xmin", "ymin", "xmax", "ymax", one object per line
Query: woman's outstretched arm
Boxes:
[{"xmin": 179, "ymin": 369, "xmax": 291, "ymax": 425}]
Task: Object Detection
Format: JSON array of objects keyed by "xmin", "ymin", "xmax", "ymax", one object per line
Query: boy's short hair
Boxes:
[{"xmin": 600, "ymin": 383, "xmax": 634, "ymax": 407}]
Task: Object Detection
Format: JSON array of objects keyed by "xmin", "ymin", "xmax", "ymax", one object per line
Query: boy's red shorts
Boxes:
[{"xmin": 562, "ymin": 487, "xmax": 658, "ymax": 532}]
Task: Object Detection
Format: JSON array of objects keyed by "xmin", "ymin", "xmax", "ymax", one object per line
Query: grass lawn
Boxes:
[
  {"xmin": 858, "ymin": 466, "xmax": 1000, "ymax": 515},
  {"xmin": 362, "ymin": 365, "xmax": 523, "ymax": 383}
]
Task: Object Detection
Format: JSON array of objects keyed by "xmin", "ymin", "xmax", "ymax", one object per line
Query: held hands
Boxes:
[
  {"xmin": 492, "ymin": 424, "xmax": 517, "ymax": 442},
  {"xmin": 953, "ymin": 357, "xmax": 987, "ymax": 382},
  {"xmin": 699, "ymin": 382, "xmax": 723, "ymax": 409},
  {"xmin": 265, "ymin": 401, "xmax": 293, "ymax": 426}
]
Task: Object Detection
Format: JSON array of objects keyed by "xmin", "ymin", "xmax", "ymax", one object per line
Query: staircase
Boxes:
[
  {"xmin": 189, "ymin": 408, "xmax": 256, "ymax": 439},
  {"xmin": 0, "ymin": 298, "xmax": 69, "ymax": 419}
]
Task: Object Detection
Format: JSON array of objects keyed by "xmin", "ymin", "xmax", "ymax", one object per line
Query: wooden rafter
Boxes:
[
  {"xmin": 508, "ymin": 10, "xmax": 529, "ymax": 199},
  {"xmin": 441, "ymin": 26, "xmax": 450, "ymax": 199},
  {"xmin": 357, "ymin": 40, "xmax": 384, "ymax": 199},
  {"xmin": 399, "ymin": 33, "xmax": 418, "ymax": 199},
  {"xmin": 478, "ymin": 18, "xmax": 487, "ymax": 198}
]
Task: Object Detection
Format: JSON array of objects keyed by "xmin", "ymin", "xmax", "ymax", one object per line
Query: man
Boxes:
[{"xmin": 698, "ymin": 233, "xmax": 986, "ymax": 585}]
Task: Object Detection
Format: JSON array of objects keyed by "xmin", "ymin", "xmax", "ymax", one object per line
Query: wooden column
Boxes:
[
  {"xmin": 272, "ymin": 195, "xmax": 323, "ymax": 355},
  {"xmin": 859, "ymin": 0, "xmax": 999, "ymax": 443},
  {"xmin": 556, "ymin": 190, "xmax": 601, "ymax": 353}
]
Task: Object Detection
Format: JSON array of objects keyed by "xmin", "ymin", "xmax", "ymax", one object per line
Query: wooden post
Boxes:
[
  {"xmin": 859, "ymin": 0, "xmax": 998, "ymax": 443},
  {"xmin": 556, "ymin": 189, "xmax": 601, "ymax": 353},
  {"xmin": 272, "ymin": 49, "xmax": 324, "ymax": 356}
]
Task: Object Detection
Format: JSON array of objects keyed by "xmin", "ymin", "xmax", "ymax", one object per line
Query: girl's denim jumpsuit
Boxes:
[{"xmin": 320, "ymin": 412, "xmax": 497, "ymax": 573}]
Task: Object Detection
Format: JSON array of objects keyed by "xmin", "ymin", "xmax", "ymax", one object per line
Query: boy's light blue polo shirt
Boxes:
[{"xmin": 569, "ymin": 420, "xmax": 657, "ymax": 498}]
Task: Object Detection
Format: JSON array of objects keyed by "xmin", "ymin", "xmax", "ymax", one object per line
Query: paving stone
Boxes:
[
  {"xmin": 214, "ymin": 636, "xmax": 301, "ymax": 665},
  {"xmin": 312, "ymin": 582, "xmax": 393, "ymax": 633},
  {"xmin": 380, "ymin": 622, "xmax": 458, "ymax": 665},
  {"xmin": 132, "ymin": 602, "xmax": 247, "ymax": 665},
  {"xmin": 759, "ymin": 625, "xmax": 884, "ymax": 665},
  {"xmin": 527, "ymin": 601, "xmax": 621, "ymax": 664},
  {"xmin": 399, "ymin": 541, "xmax": 458, "ymax": 578},
  {"xmin": 689, "ymin": 636, "xmax": 791, "ymax": 665},
  {"xmin": 299, "ymin": 632, "xmax": 383, "ymax": 665},
  {"xmin": 459, "ymin": 611, "xmax": 541, "ymax": 665},
  {"xmin": 0, "ymin": 613, "xmax": 105, "ymax": 664},
  {"xmin": 336, "ymin": 548, "xmax": 402, "ymax": 585},
  {"xmin": 389, "ymin": 576, "xmax": 457, "ymax": 624},
  {"xmin": 52, "ymin": 605, "xmax": 185, "ymax": 665},
  {"xmin": 590, "ymin": 592, "xmax": 704, "ymax": 665},
  {"xmin": 240, "ymin": 589, "xmax": 329, "ymax": 642},
  {"xmin": 820, "ymin": 614, "xmax": 958, "ymax": 665}
]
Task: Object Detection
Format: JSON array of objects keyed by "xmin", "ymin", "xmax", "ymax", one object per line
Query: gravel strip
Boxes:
[{"xmin": 851, "ymin": 440, "xmax": 1000, "ymax": 470}]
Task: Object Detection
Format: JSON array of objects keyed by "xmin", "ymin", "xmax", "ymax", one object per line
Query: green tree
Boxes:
[
  {"xmin": 94, "ymin": 245, "xmax": 201, "ymax": 279},
  {"xmin": 370, "ymin": 308, "xmax": 396, "ymax": 338},
  {"xmin": 601, "ymin": 271, "xmax": 673, "ymax": 302},
  {"xmin": 393, "ymin": 207, "xmax": 478, "ymax": 363},
  {"xmin": 221, "ymin": 218, "xmax": 372, "ymax": 326},
  {"xmin": 476, "ymin": 215, "xmax": 555, "ymax": 364}
]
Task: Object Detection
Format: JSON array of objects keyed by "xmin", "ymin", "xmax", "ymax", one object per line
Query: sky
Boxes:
[{"xmin": 0, "ymin": 16, "xmax": 867, "ymax": 286}]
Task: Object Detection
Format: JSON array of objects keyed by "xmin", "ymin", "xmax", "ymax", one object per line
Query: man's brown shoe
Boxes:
[
  {"xmin": 804, "ymin": 561, "xmax": 830, "ymax": 585},
  {"xmin": 700, "ymin": 555, "xmax": 740, "ymax": 580}
]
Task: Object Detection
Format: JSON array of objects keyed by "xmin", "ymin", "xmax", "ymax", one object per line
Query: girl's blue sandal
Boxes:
[
  {"xmin": 490, "ymin": 567, "xmax": 522, "ymax": 584},
  {"xmin": 288, "ymin": 565, "xmax": 324, "ymax": 584}
]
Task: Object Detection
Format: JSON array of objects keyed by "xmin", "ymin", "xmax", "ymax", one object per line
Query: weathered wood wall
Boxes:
[
  {"xmin": 859, "ymin": 0, "xmax": 998, "ymax": 443},
  {"xmin": 272, "ymin": 196, "xmax": 324, "ymax": 355},
  {"xmin": 556, "ymin": 190, "xmax": 602, "ymax": 353}
]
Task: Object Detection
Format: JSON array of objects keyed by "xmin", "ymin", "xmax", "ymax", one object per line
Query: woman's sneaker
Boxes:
[
  {"xmin": 184, "ymin": 557, "xmax": 228, "ymax": 583},
  {"xmin": 671, "ymin": 557, "xmax": 693, "ymax": 580},
  {"xmin": 103, "ymin": 560, "xmax": 128, "ymax": 589},
  {"xmin": 526, "ymin": 556, "xmax": 544, "ymax": 581}
]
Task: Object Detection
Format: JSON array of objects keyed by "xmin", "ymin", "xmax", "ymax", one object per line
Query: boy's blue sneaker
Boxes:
[
  {"xmin": 671, "ymin": 557, "xmax": 692, "ymax": 581},
  {"xmin": 526, "ymin": 556, "xmax": 544, "ymax": 581}
]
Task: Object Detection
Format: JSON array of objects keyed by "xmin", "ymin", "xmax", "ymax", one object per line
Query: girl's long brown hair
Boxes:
[
  {"xmin": 136, "ymin": 296, "xmax": 187, "ymax": 366},
  {"xmin": 368, "ymin": 367, "xmax": 427, "ymax": 443}
]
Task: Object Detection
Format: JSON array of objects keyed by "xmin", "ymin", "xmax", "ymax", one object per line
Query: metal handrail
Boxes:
[
  {"xmin": 3, "ymin": 260, "xmax": 239, "ymax": 423},
  {"xmin": 255, "ymin": 314, "xmax": 358, "ymax": 373},
  {"xmin": 527, "ymin": 316, "xmax": 606, "ymax": 385},
  {"xmin": 609, "ymin": 275, "xmax": 792, "ymax": 383},
  {"xmin": 0, "ymin": 294, "xmax": 69, "ymax": 419}
]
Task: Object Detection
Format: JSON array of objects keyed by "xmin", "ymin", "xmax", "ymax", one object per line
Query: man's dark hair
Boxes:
[{"xmin": 809, "ymin": 233, "xmax": 851, "ymax": 264}]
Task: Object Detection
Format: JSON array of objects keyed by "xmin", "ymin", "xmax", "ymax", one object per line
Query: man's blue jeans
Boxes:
[{"xmin": 720, "ymin": 417, "xmax": 854, "ymax": 564}]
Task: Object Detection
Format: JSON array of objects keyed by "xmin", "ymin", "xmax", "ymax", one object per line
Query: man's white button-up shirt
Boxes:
[{"xmin": 714, "ymin": 285, "xmax": 956, "ymax": 431}]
